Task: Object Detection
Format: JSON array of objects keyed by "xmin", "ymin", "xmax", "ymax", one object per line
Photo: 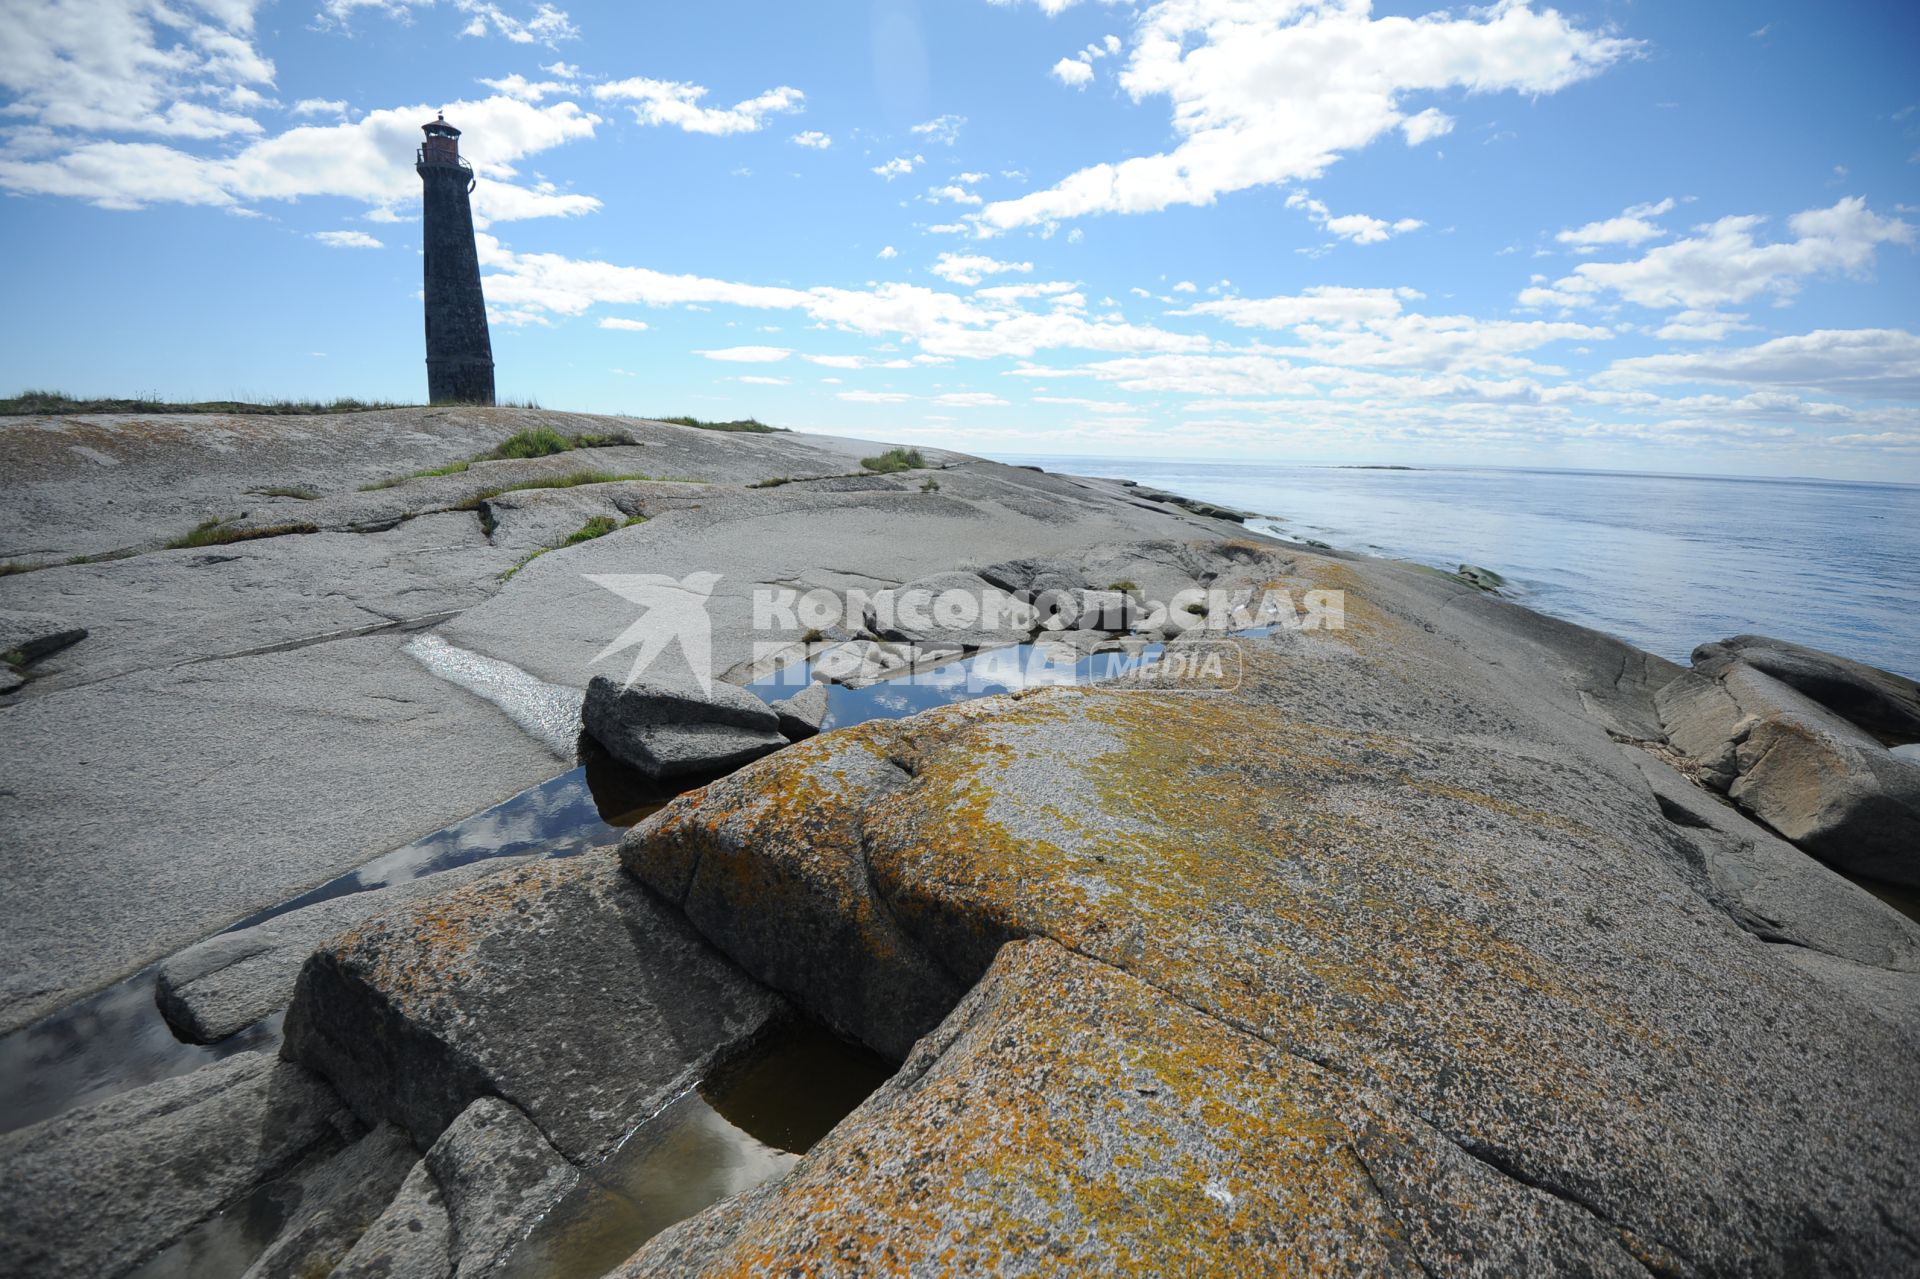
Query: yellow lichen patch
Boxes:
[{"xmin": 646, "ymin": 941, "xmax": 1428, "ymax": 1278}]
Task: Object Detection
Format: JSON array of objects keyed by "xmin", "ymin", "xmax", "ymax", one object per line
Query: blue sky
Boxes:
[{"xmin": 2, "ymin": 0, "xmax": 1917, "ymax": 479}]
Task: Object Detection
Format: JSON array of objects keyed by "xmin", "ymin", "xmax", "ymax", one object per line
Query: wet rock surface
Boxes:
[
  {"xmin": 232, "ymin": 1122, "xmax": 416, "ymax": 1279},
  {"xmin": 0, "ymin": 1051, "xmax": 358, "ymax": 1279},
  {"xmin": 283, "ymin": 849, "xmax": 784, "ymax": 1163}
]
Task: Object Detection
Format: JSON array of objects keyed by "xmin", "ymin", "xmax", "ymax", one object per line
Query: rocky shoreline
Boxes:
[{"xmin": 2, "ymin": 407, "xmax": 1916, "ymax": 1276}]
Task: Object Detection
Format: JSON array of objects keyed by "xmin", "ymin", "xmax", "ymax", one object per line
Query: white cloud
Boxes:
[
  {"xmin": 736, "ymin": 374, "xmax": 788, "ymax": 385},
  {"xmin": 598, "ymin": 317, "xmax": 649, "ymax": 331},
  {"xmin": 928, "ymin": 184, "xmax": 983, "ymax": 206},
  {"xmin": 454, "ymin": 2, "xmax": 579, "ymax": 47},
  {"xmin": 479, "ymin": 71, "xmax": 577, "ymax": 102},
  {"xmin": 477, "ymin": 235, "xmax": 1206, "ymax": 361},
  {"xmin": 0, "ymin": 94, "xmax": 602, "ymax": 218},
  {"xmin": 1651, "ymin": 309, "xmax": 1751, "ymax": 342},
  {"xmin": 311, "ymin": 228, "xmax": 382, "ymax": 248},
  {"xmin": 838, "ymin": 389, "xmax": 913, "ymax": 403},
  {"xmin": 695, "ymin": 345, "xmax": 793, "ymax": 362},
  {"xmin": 978, "ymin": 0, "xmax": 1634, "ymax": 232},
  {"xmin": 791, "ymin": 130, "xmax": 831, "ymax": 149},
  {"xmin": 1052, "ymin": 58, "xmax": 1094, "ymax": 88},
  {"xmin": 1287, "ymin": 192, "xmax": 1423, "ymax": 245},
  {"xmin": 934, "ymin": 392, "xmax": 1009, "ymax": 407},
  {"xmin": 0, "ymin": 0, "xmax": 276, "ymax": 139},
  {"xmin": 592, "ymin": 78, "xmax": 802, "ymax": 135},
  {"xmin": 292, "ymin": 98, "xmax": 348, "ymax": 118},
  {"xmin": 872, "ymin": 154, "xmax": 922, "ymax": 180},
  {"xmin": 1556, "ymin": 198, "xmax": 1675, "ymax": 251},
  {"xmin": 1400, "ymin": 107, "xmax": 1454, "ymax": 146},
  {"xmin": 877, "ymin": 245, "xmax": 898, "ymax": 259},
  {"xmin": 909, "ymin": 114, "xmax": 965, "ymax": 144},
  {"xmin": 1521, "ymin": 197, "xmax": 1915, "ymax": 311},
  {"xmin": 1606, "ymin": 329, "xmax": 1920, "ymax": 398},
  {"xmin": 930, "ymin": 252, "xmax": 1032, "ymax": 285}
]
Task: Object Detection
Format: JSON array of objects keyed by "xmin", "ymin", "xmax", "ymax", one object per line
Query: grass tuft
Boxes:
[
  {"xmin": 655, "ymin": 415, "xmax": 785, "ymax": 433},
  {"xmin": 165, "ymin": 518, "xmax": 319, "ymax": 550},
  {"xmin": 861, "ymin": 447, "xmax": 927, "ymax": 474},
  {"xmin": 3, "ymin": 390, "xmax": 411, "ymax": 416}
]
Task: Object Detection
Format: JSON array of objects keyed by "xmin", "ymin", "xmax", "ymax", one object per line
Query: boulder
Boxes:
[
  {"xmin": 282, "ymin": 849, "xmax": 785, "ymax": 1163},
  {"xmin": 1453, "ymin": 564, "xmax": 1508, "ymax": 593},
  {"xmin": 1657, "ymin": 655, "xmax": 1920, "ymax": 885},
  {"xmin": 1702, "ymin": 634, "xmax": 1920, "ymax": 744},
  {"xmin": 581, "ymin": 674, "xmax": 787, "ymax": 782},
  {"xmin": 156, "ymin": 855, "xmax": 534, "ymax": 1044},
  {"xmin": 621, "ymin": 638, "xmax": 1920, "ymax": 1272},
  {"xmin": 0, "ymin": 609, "xmax": 87, "ymax": 664},
  {"xmin": 767, "ymin": 681, "xmax": 828, "ymax": 741},
  {"xmin": 617, "ymin": 940, "xmax": 1643, "ymax": 1277},
  {"xmin": 236, "ymin": 1122, "xmax": 417, "ymax": 1279},
  {"xmin": 862, "ymin": 570, "xmax": 1033, "ymax": 649},
  {"xmin": 0, "ymin": 1051, "xmax": 357, "ymax": 1279}
]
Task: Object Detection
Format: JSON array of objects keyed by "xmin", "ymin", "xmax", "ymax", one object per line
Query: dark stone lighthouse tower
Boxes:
[{"xmin": 416, "ymin": 114, "xmax": 495, "ymax": 405}]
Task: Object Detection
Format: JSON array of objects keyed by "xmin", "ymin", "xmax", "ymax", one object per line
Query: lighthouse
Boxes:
[{"xmin": 416, "ymin": 114, "xmax": 496, "ymax": 405}]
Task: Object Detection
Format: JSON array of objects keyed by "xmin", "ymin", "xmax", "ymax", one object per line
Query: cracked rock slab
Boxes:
[
  {"xmin": 0, "ymin": 609, "xmax": 87, "ymax": 663},
  {"xmin": 282, "ymin": 848, "xmax": 785, "ymax": 1163},
  {"xmin": 618, "ymin": 939, "xmax": 1645, "ymax": 1277}
]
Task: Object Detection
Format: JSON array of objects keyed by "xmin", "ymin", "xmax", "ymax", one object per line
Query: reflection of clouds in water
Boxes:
[
  {"xmin": 358, "ymin": 772, "xmax": 611, "ymax": 888},
  {"xmin": 868, "ymin": 689, "xmax": 915, "ymax": 715}
]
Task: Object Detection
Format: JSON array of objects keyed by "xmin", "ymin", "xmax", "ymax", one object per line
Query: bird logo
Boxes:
[{"xmin": 585, "ymin": 571, "xmax": 723, "ymax": 694}]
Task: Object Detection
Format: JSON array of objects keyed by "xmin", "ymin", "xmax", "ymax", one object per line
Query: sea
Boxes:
[{"xmin": 993, "ymin": 456, "xmax": 1920, "ymax": 679}]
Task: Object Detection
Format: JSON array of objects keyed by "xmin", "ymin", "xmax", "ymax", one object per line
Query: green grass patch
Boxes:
[
  {"xmin": 3, "ymin": 390, "xmax": 410, "ymax": 416},
  {"xmin": 165, "ymin": 518, "xmax": 319, "ymax": 550},
  {"xmin": 919, "ymin": 476, "xmax": 941, "ymax": 493},
  {"xmin": 358, "ymin": 428, "xmax": 637, "ymax": 491},
  {"xmin": 502, "ymin": 512, "xmax": 646, "ymax": 580},
  {"xmin": 655, "ymin": 415, "xmax": 785, "ymax": 433},
  {"xmin": 66, "ymin": 549, "xmax": 139, "ymax": 566},
  {"xmin": 861, "ymin": 447, "xmax": 927, "ymax": 474},
  {"xmin": 1107, "ymin": 580, "xmax": 1140, "ymax": 594}
]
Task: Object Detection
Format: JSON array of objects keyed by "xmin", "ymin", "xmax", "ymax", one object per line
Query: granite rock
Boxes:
[{"xmin": 282, "ymin": 849, "xmax": 784, "ymax": 1163}]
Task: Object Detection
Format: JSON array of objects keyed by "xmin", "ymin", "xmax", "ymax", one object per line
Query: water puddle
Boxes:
[
  {"xmin": 497, "ymin": 1020, "xmax": 893, "ymax": 1279},
  {"xmin": 750, "ymin": 635, "xmax": 1172, "ymax": 730}
]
